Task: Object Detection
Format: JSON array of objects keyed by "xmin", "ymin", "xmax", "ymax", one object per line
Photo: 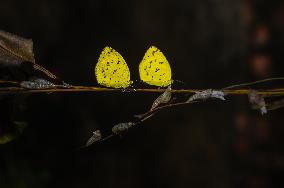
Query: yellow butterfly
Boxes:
[
  {"xmin": 95, "ymin": 47, "xmax": 132, "ymax": 88},
  {"xmin": 139, "ymin": 46, "xmax": 173, "ymax": 87}
]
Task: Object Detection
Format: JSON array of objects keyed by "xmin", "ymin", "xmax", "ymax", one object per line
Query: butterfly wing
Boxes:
[
  {"xmin": 139, "ymin": 46, "xmax": 172, "ymax": 87},
  {"xmin": 95, "ymin": 47, "xmax": 132, "ymax": 88}
]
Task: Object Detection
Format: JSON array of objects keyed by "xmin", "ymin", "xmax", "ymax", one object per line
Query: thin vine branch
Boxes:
[
  {"xmin": 0, "ymin": 86, "xmax": 282, "ymax": 95},
  {"xmin": 1, "ymin": 77, "xmax": 284, "ymax": 96},
  {"xmin": 223, "ymin": 77, "xmax": 284, "ymax": 89},
  {"xmin": 1, "ymin": 86, "xmax": 284, "ymax": 95},
  {"xmin": 2, "ymin": 77, "xmax": 284, "ymax": 148},
  {"xmin": 99, "ymin": 101, "xmax": 199, "ymax": 143}
]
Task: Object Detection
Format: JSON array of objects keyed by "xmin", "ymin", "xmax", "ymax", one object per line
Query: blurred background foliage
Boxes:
[{"xmin": 0, "ymin": 0, "xmax": 284, "ymax": 188}]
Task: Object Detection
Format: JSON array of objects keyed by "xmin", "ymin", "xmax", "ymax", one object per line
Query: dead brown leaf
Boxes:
[{"xmin": 0, "ymin": 30, "xmax": 58, "ymax": 80}]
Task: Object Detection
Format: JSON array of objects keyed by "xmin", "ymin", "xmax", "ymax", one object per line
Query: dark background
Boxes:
[{"xmin": 1, "ymin": 0, "xmax": 284, "ymax": 188}]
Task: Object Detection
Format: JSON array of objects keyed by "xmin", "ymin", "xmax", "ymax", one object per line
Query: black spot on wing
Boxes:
[{"xmin": 151, "ymin": 48, "xmax": 159, "ymax": 56}]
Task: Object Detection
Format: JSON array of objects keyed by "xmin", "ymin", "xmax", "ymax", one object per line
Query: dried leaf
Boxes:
[
  {"xmin": 187, "ymin": 89, "xmax": 225, "ymax": 103},
  {"xmin": 0, "ymin": 30, "xmax": 58, "ymax": 80},
  {"xmin": 151, "ymin": 86, "xmax": 172, "ymax": 110},
  {"xmin": 112, "ymin": 122, "xmax": 134, "ymax": 134},
  {"xmin": 85, "ymin": 130, "xmax": 102, "ymax": 147},
  {"xmin": 248, "ymin": 90, "xmax": 267, "ymax": 115},
  {"xmin": 62, "ymin": 81, "xmax": 72, "ymax": 88},
  {"xmin": 0, "ymin": 30, "xmax": 35, "ymax": 65},
  {"xmin": 20, "ymin": 78, "xmax": 55, "ymax": 89}
]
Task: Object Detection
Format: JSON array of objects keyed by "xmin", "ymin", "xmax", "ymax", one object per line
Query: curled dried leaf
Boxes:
[
  {"xmin": 187, "ymin": 89, "xmax": 225, "ymax": 103},
  {"xmin": 86, "ymin": 130, "xmax": 102, "ymax": 147},
  {"xmin": 151, "ymin": 86, "xmax": 172, "ymax": 110},
  {"xmin": 20, "ymin": 78, "xmax": 55, "ymax": 89},
  {"xmin": 112, "ymin": 122, "xmax": 134, "ymax": 134},
  {"xmin": 62, "ymin": 81, "xmax": 72, "ymax": 88},
  {"xmin": 248, "ymin": 90, "xmax": 267, "ymax": 115}
]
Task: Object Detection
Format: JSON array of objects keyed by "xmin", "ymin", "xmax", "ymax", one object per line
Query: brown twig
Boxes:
[
  {"xmin": 2, "ymin": 78, "xmax": 284, "ymax": 144},
  {"xmin": 1, "ymin": 83, "xmax": 284, "ymax": 96}
]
